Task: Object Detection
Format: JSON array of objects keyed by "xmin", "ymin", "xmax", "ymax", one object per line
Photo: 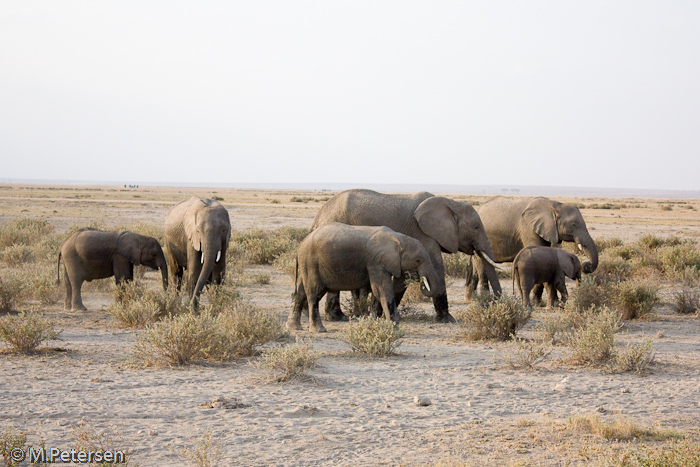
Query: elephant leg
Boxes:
[
  {"xmin": 370, "ymin": 275, "xmax": 398, "ymax": 323},
  {"xmin": 522, "ymin": 278, "xmax": 535, "ymax": 310},
  {"xmin": 555, "ymin": 279, "xmax": 568, "ymax": 308},
  {"xmin": 286, "ymin": 287, "xmax": 306, "ymax": 331},
  {"xmin": 545, "ymin": 282, "xmax": 557, "ymax": 309},
  {"xmin": 476, "ymin": 258, "xmax": 491, "ymax": 295},
  {"xmin": 308, "ymin": 292, "xmax": 327, "ymax": 333},
  {"xmin": 464, "ymin": 256, "xmax": 479, "ymax": 300},
  {"xmin": 63, "ymin": 268, "xmax": 73, "ymax": 311},
  {"xmin": 69, "ymin": 273, "xmax": 87, "ymax": 311},
  {"xmin": 532, "ymin": 283, "xmax": 545, "ymax": 307},
  {"xmin": 324, "ymin": 292, "xmax": 348, "ymax": 322},
  {"xmin": 113, "ymin": 257, "xmax": 134, "ymax": 286}
]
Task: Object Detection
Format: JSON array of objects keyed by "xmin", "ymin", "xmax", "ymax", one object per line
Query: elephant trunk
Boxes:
[
  {"xmin": 418, "ymin": 263, "xmax": 440, "ymax": 298},
  {"xmin": 193, "ymin": 246, "xmax": 218, "ymax": 303},
  {"xmin": 156, "ymin": 256, "xmax": 169, "ymax": 290},
  {"xmin": 576, "ymin": 234, "xmax": 599, "ymax": 274},
  {"xmin": 476, "ymin": 250, "xmax": 503, "ymax": 297}
]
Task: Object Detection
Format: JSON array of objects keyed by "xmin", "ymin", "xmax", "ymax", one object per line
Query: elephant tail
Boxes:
[{"xmin": 56, "ymin": 251, "xmax": 62, "ymax": 285}]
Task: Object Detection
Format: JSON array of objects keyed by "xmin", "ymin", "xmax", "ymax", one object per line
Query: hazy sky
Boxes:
[{"xmin": 1, "ymin": 2, "xmax": 699, "ymax": 190}]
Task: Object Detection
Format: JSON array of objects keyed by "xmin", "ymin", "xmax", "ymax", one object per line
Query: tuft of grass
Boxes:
[
  {"xmin": 614, "ymin": 280, "xmax": 660, "ymax": 320},
  {"xmin": 456, "ymin": 295, "xmax": 531, "ymax": 341},
  {"xmin": 109, "ymin": 282, "xmax": 188, "ymax": 327},
  {"xmin": 341, "ymin": 316, "xmax": 405, "ymax": 357},
  {"xmin": 605, "ymin": 439, "xmax": 700, "ymax": 467},
  {"xmin": 596, "ymin": 236, "xmax": 624, "ymax": 253},
  {"xmin": 258, "ymin": 341, "xmax": 320, "ymax": 382},
  {"xmin": 569, "ymin": 412, "xmax": 683, "ymax": 443},
  {"xmin": 563, "ymin": 306, "xmax": 621, "ymax": 365},
  {"xmin": 133, "ymin": 303, "xmax": 284, "ymax": 366},
  {"xmin": 0, "ymin": 311, "xmax": 61, "ymax": 353},
  {"xmin": 0, "ymin": 274, "xmax": 28, "ymax": 312},
  {"xmin": 231, "ymin": 227, "xmax": 308, "ymax": 265},
  {"xmin": 672, "ymin": 290, "xmax": 700, "ymax": 314},
  {"xmin": 71, "ymin": 419, "xmax": 131, "ymax": 466},
  {"xmin": 498, "ymin": 336, "xmax": 553, "ymax": 369},
  {"xmin": 178, "ymin": 429, "xmax": 222, "ymax": 467},
  {"xmin": 611, "ymin": 338, "xmax": 655, "ymax": 374}
]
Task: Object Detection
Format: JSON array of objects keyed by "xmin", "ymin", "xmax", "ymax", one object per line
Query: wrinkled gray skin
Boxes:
[
  {"xmin": 287, "ymin": 223, "xmax": 440, "ymax": 333},
  {"xmin": 312, "ymin": 189, "xmax": 501, "ymax": 323},
  {"xmin": 513, "ymin": 246, "xmax": 582, "ymax": 309},
  {"xmin": 466, "ymin": 196, "xmax": 598, "ymax": 303},
  {"xmin": 57, "ymin": 228, "xmax": 168, "ymax": 311},
  {"xmin": 165, "ymin": 196, "xmax": 231, "ymax": 306}
]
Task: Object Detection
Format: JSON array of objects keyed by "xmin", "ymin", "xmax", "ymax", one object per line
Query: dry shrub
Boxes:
[
  {"xmin": 258, "ymin": 341, "xmax": 320, "ymax": 382},
  {"xmin": 115, "ymin": 222, "xmax": 165, "ymax": 244},
  {"xmin": 457, "ymin": 295, "xmax": 531, "ymax": 341},
  {"xmin": 595, "ymin": 256, "xmax": 634, "ymax": 284},
  {"xmin": 0, "ymin": 218, "xmax": 55, "ymax": 250},
  {"xmin": 563, "ymin": 306, "xmax": 621, "ymax": 365},
  {"xmin": 0, "ymin": 425, "xmax": 43, "ymax": 467},
  {"xmin": 0, "ymin": 274, "xmax": 28, "ymax": 312},
  {"xmin": 672, "ymin": 290, "xmax": 700, "ymax": 314},
  {"xmin": 72, "ymin": 419, "xmax": 131, "ymax": 466},
  {"xmin": 231, "ymin": 227, "xmax": 308, "ymax": 265},
  {"xmin": 442, "ymin": 252, "xmax": 469, "ymax": 277},
  {"xmin": 28, "ymin": 266, "xmax": 62, "ymax": 305},
  {"xmin": 2, "ymin": 244, "xmax": 35, "ymax": 267},
  {"xmin": 611, "ymin": 338, "xmax": 655, "ymax": 374},
  {"xmin": 109, "ymin": 282, "xmax": 188, "ymax": 327},
  {"xmin": 271, "ymin": 249, "xmax": 297, "ymax": 278},
  {"xmin": 607, "ymin": 439, "xmax": 700, "ymax": 467},
  {"xmin": 569, "ymin": 413, "xmax": 640, "ymax": 440},
  {"xmin": 596, "ymin": 236, "xmax": 624, "ymax": 253},
  {"xmin": 179, "ymin": 429, "xmax": 222, "ymax": 467},
  {"xmin": 202, "ymin": 284, "xmax": 240, "ymax": 315},
  {"xmin": 341, "ymin": 316, "xmax": 405, "ymax": 356},
  {"xmin": 133, "ymin": 303, "xmax": 284, "ymax": 366},
  {"xmin": 499, "ymin": 337, "xmax": 553, "ymax": 369},
  {"xmin": 0, "ymin": 311, "xmax": 61, "ymax": 353},
  {"xmin": 566, "ymin": 275, "xmax": 615, "ymax": 313},
  {"xmin": 402, "ymin": 280, "xmax": 431, "ymax": 304},
  {"xmin": 614, "ymin": 280, "xmax": 660, "ymax": 320},
  {"xmin": 659, "ymin": 243, "xmax": 700, "ymax": 282}
]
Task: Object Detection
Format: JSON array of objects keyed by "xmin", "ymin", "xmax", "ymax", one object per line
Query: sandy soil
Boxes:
[{"xmin": 1, "ymin": 184, "xmax": 699, "ymax": 466}]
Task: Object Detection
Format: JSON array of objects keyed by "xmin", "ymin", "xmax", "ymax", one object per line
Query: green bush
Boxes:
[
  {"xmin": 614, "ymin": 280, "xmax": 660, "ymax": 320},
  {"xmin": 341, "ymin": 316, "xmax": 405, "ymax": 356},
  {"xmin": 457, "ymin": 294, "xmax": 531, "ymax": 341},
  {"xmin": 0, "ymin": 311, "xmax": 61, "ymax": 353}
]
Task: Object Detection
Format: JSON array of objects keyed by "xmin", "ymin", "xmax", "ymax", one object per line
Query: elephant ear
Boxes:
[
  {"xmin": 184, "ymin": 201, "xmax": 203, "ymax": 251},
  {"xmin": 368, "ymin": 229, "xmax": 403, "ymax": 278},
  {"xmin": 522, "ymin": 198, "xmax": 559, "ymax": 244},
  {"xmin": 117, "ymin": 232, "xmax": 142, "ymax": 266},
  {"xmin": 414, "ymin": 197, "xmax": 459, "ymax": 253},
  {"xmin": 558, "ymin": 251, "xmax": 577, "ymax": 279}
]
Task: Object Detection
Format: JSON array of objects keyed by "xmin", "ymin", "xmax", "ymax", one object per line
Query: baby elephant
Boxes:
[
  {"xmin": 58, "ymin": 228, "xmax": 169, "ymax": 311},
  {"xmin": 513, "ymin": 246, "xmax": 582, "ymax": 309},
  {"xmin": 287, "ymin": 223, "xmax": 439, "ymax": 333}
]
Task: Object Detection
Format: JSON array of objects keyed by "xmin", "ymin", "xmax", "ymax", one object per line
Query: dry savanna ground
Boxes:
[{"xmin": 1, "ymin": 184, "xmax": 700, "ymax": 466}]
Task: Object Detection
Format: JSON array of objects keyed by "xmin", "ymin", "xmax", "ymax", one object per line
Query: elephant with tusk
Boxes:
[
  {"xmin": 311, "ymin": 189, "xmax": 502, "ymax": 323},
  {"xmin": 466, "ymin": 196, "xmax": 598, "ymax": 303},
  {"xmin": 165, "ymin": 196, "xmax": 231, "ymax": 306},
  {"xmin": 287, "ymin": 223, "xmax": 440, "ymax": 333}
]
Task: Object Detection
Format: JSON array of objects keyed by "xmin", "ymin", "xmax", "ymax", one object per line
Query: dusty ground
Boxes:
[{"xmin": 1, "ymin": 184, "xmax": 699, "ymax": 466}]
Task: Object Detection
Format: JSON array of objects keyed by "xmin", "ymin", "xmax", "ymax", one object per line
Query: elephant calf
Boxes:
[
  {"xmin": 57, "ymin": 228, "xmax": 168, "ymax": 311},
  {"xmin": 512, "ymin": 246, "xmax": 582, "ymax": 309},
  {"xmin": 287, "ymin": 223, "xmax": 439, "ymax": 333}
]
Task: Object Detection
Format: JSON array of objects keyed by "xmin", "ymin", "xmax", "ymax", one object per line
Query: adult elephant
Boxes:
[
  {"xmin": 57, "ymin": 228, "xmax": 168, "ymax": 311},
  {"xmin": 466, "ymin": 196, "xmax": 598, "ymax": 299},
  {"xmin": 312, "ymin": 189, "xmax": 503, "ymax": 323},
  {"xmin": 165, "ymin": 196, "xmax": 231, "ymax": 305}
]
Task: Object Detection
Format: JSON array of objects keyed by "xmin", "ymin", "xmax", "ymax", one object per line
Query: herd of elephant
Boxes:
[{"xmin": 56, "ymin": 190, "xmax": 599, "ymax": 332}]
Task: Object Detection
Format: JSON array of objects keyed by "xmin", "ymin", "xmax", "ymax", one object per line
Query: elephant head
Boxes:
[
  {"xmin": 184, "ymin": 199, "xmax": 231, "ymax": 300},
  {"xmin": 369, "ymin": 229, "xmax": 440, "ymax": 298},
  {"xmin": 522, "ymin": 198, "xmax": 598, "ymax": 274},
  {"xmin": 118, "ymin": 232, "xmax": 169, "ymax": 290},
  {"xmin": 557, "ymin": 249, "xmax": 582, "ymax": 284},
  {"xmin": 413, "ymin": 196, "xmax": 503, "ymax": 295}
]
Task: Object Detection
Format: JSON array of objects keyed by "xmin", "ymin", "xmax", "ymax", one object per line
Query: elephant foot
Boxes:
[
  {"xmin": 72, "ymin": 305, "xmax": 88, "ymax": 312},
  {"xmin": 285, "ymin": 320, "xmax": 303, "ymax": 331},
  {"xmin": 325, "ymin": 310, "xmax": 349, "ymax": 322},
  {"xmin": 435, "ymin": 312, "xmax": 456, "ymax": 324},
  {"xmin": 310, "ymin": 322, "xmax": 327, "ymax": 333}
]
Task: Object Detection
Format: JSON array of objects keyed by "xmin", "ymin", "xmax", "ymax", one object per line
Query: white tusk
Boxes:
[
  {"xmin": 216, "ymin": 250, "xmax": 221, "ymax": 263},
  {"xmin": 480, "ymin": 252, "xmax": 507, "ymax": 271},
  {"xmin": 201, "ymin": 253, "xmax": 204, "ymax": 264},
  {"xmin": 422, "ymin": 276, "xmax": 431, "ymax": 292},
  {"xmin": 578, "ymin": 243, "xmax": 584, "ymax": 252}
]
